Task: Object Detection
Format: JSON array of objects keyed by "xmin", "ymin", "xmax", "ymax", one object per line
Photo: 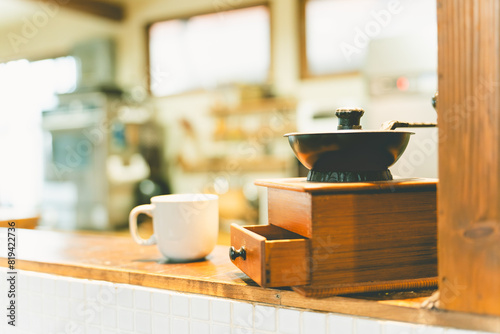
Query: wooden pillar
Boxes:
[{"xmin": 437, "ymin": 0, "xmax": 500, "ymax": 316}]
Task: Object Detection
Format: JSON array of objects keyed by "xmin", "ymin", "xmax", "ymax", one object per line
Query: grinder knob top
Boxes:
[{"xmin": 335, "ymin": 108, "xmax": 364, "ymax": 130}]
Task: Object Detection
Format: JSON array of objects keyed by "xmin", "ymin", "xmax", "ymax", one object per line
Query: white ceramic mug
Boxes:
[{"xmin": 129, "ymin": 194, "xmax": 219, "ymax": 262}]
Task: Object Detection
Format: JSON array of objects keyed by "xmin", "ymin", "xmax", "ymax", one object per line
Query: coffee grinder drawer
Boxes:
[{"xmin": 230, "ymin": 224, "xmax": 310, "ymax": 288}]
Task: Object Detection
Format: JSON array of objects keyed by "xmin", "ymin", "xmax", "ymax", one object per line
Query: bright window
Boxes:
[
  {"xmin": 148, "ymin": 5, "xmax": 271, "ymax": 96},
  {"xmin": 0, "ymin": 56, "xmax": 77, "ymax": 213},
  {"xmin": 302, "ymin": 0, "xmax": 437, "ymax": 77}
]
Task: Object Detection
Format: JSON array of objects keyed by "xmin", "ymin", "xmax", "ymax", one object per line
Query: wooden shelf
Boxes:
[
  {"xmin": 213, "ymin": 126, "xmax": 297, "ymax": 141},
  {"xmin": 203, "ymin": 97, "xmax": 297, "ymax": 176},
  {"xmin": 210, "ymin": 97, "xmax": 297, "ymax": 117},
  {"xmin": 0, "ymin": 228, "xmax": 499, "ymax": 333},
  {"xmin": 178, "ymin": 156, "xmax": 293, "ymax": 173}
]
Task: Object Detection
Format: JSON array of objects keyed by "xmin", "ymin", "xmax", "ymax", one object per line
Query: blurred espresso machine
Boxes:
[
  {"xmin": 41, "ymin": 38, "xmax": 168, "ymax": 230},
  {"xmin": 41, "ymin": 90, "xmax": 164, "ymax": 230}
]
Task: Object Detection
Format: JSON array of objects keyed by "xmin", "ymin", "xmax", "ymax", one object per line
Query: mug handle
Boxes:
[{"xmin": 129, "ymin": 204, "xmax": 156, "ymax": 246}]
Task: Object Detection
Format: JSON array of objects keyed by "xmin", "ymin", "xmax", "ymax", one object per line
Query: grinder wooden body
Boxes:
[{"xmin": 230, "ymin": 177, "xmax": 438, "ymax": 297}]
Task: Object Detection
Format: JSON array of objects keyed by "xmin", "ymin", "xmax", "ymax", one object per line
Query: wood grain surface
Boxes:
[
  {"xmin": 268, "ymin": 188, "xmax": 313, "ymax": 237},
  {"xmin": 263, "ymin": 179, "xmax": 438, "ymax": 288},
  {"xmin": 255, "ymin": 177, "xmax": 437, "ymax": 194},
  {"xmin": 265, "ymin": 239, "xmax": 310, "ymax": 287},
  {"xmin": 0, "ymin": 228, "xmax": 499, "ymax": 332},
  {"xmin": 230, "ymin": 224, "xmax": 310, "ymax": 287},
  {"xmin": 437, "ymin": 0, "xmax": 500, "ymax": 316},
  {"xmin": 310, "ymin": 191, "xmax": 438, "ymax": 285},
  {"xmin": 230, "ymin": 224, "xmax": 266, "ymax": 286}
]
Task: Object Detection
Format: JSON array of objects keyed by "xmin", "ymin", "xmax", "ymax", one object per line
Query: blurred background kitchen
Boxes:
[{"xmin": 0, "ymin": 0, "xmax": 438, "ymax": 234}]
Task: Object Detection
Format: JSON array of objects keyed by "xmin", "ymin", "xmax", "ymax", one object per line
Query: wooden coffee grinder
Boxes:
[{"xmin": 229, "ymin": 108, "xmax": 438, "ymax": 297}]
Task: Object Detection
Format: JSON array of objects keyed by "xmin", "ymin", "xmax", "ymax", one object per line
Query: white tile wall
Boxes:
[
  {"xmin": 385, "ymin": 320, "xmax": 416, "ymax": 334},
  {"xmin": 212, "ymin": 298, "xmax": 231, "ymax": 324},
  {"xmin": 233, "ymin": 301, "xmax": 253, "ymax": 328},
  {"xmin": 212, "ymin": 323, "xmax": 231, "ymax": 334},
  {"xmin": 134, "ymin": 288, "xmax": 152, "ymax": 311},
  {"xmin": 356, "ymin": 318, "xmax": 382, "ymax": 334},
  {"xmin": 172, "ymin": 293, "xmax": 190, "ymax": 318},
  {"xmin": 303, "ymin": 311, "xmax": 327, "ymax": 334},
  {"xmin": 42, "ymin": 276, "xmax": 55, "ymax": 295},
  {"xmin": 152, "ymin": 312, "xmax": 169, "ymax": 333},
  {"xmin": 191, "ymin": 296, "xmax": 210, "ymax": 321},
  {"xmin": 0, "ymin": 267, "xmax": 497, "ymax": 334},
  {"xmin": 70, "ymin": 280, "xmax": 85, "ymax": 300},
  {"xmin": 414, "ymin": 327, "xmax": 446, "ymax": 334},
  {"xmin": 117, "ymin": 284, "xmax": 134, "ymax": 308},
  {"xmin": 278, "ymin": 308, "xmax": 301, "ymax": 334},
  {"xmin": 117, "ymin": 307, "xmax": 134, "ymax": 332},
  {"xmin": 172, "ymin": 317, "xmax": 189, "ymax": 334},
  {"xmin": 254, "ymin": 304, "xmax": 276, "ymax": 332},
  {"xmin": 329, "ymin": 313, "xmax": 354, "ymax": 333},
  {"xmin": 152, "ymin": 291, "xmax": 170, "ymax": 314},
  {"xmin": 135, "ymin": 311, "xmax": 152, "ymax": 334}
]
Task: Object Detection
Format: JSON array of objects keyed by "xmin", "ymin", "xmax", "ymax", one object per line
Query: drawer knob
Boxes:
[{"xmin": 229, "ymin": 246, "xmax": 246, "ymax": 261}]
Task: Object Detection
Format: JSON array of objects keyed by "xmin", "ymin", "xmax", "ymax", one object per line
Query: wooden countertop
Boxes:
[{"xmin": 1, "ymin": 228, "xmax": 499, "ymax": 333}]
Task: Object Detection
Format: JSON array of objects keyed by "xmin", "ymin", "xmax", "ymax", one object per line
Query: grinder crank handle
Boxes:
[
  {"xmin": 382, "ymin": 92, "xmax": 439, "ymax": 131},
  {"xmin": 381, "ymin": 121, "xmax": 437, "ymax": 131}
]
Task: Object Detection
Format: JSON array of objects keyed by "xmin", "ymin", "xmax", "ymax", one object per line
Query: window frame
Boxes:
[
  {"xmin": 298, "ymin": 0, "xmax": 361, "ymax": 80},
  {"xmin": 145, "ymin": 1, "xmax": 273, "ymax": 98}
]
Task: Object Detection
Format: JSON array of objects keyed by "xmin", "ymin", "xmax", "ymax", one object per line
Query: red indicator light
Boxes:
[{"xmin": 396, "ymin": 77, "xmax": 410, "ymax": 91}]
